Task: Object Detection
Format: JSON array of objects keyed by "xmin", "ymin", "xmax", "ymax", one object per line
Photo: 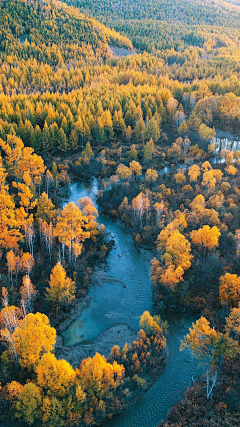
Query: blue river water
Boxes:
[{"xmin": 62, "ymin": 179, "xmax": 203, "ymax": 427}]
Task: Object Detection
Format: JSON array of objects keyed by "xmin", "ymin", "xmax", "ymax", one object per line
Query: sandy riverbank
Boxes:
[
  {"xmin": 55, "ymin": 323, "xmax": 136, "ymax": 368},
  {"xmin": 55, "ymin": 267, "xmax": 137, "ymax": 367}
]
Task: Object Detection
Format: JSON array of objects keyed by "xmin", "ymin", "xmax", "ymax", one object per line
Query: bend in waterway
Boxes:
[{"xmin": 62, "ymin": 178, "xmax": 204, "ymax": 427}]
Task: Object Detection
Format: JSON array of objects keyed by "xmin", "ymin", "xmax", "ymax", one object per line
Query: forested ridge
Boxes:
[
  {"xmin": 64, "ymin": 0, "xmax": 240, "ymax": 54},
  {"xmin": 1, "ymin": 0, "xmax": 240, "ymax": 426},
  {"xmin": 64, "ymin": 0, "xmax": 240, "ymax": 27},
  {"xmin": 0, "ymin": 0, "xmax": 132, "ymax": 63}
]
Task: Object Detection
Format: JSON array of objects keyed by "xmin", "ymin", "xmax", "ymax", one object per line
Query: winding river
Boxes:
[{"xmin": 62, "ymin": 179, "xmax": 203, "ymax": 427}]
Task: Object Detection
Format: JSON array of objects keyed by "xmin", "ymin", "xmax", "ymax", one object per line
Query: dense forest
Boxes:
[
  {"xmin": 1, "ymin": 0, "xmax": 240, "ymax": 426},
  {"xmin": 65, "ymin": 0, "xmax": 240, "ymax": 60}
]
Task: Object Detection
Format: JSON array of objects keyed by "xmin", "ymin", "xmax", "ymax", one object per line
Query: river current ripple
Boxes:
[{"xmin": 63, "ymin": 179, "xmax": 203, "ymax": 427}]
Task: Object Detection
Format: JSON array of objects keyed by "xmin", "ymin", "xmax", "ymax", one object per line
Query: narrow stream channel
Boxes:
[{"xmin": 62, "ymin": 179, "xmax": 203, "ymax": 427}]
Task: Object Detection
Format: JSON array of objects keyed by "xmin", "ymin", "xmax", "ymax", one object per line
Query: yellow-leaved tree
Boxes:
[
  {"xmin": 219, "ymin": 273, "xmax": 240, "ymax": 307},
  {"xmin": 36, "ymin": 353, "xmax": 76, "ymax": 397},
  {"xmin": 12, "ymin": 312, "xmax": 56, "ymax": 369},
  {"xmin": 188, "ymin": 164, "xmax": 200, "ymax": 182},
  {"xmin": 151, "ymin": 228, "xmax": 192, "ymax": 292},
  {"xmin": 15, "ymin": 382, "xmax": 43, "ymax": 425},
  {"xmin": 190, "ymin": 225, "xmax": 221, "ymax": 251},
  {"xmin": 76, "ymin": 353, "xmax": 125, "ymax": 399},
  {"xmin": 139, "ymin": 311, "xmax": 162, "ymax": 336},
  {"xmin": 54, "ymin": 202, "xmax": 91, "ymax": 272},
  {"xmin": 45, "ymin": 262, "xmax": 76, "ymax": 312},
  {"xmin": 181, "ymin": 316, "xmax": 239, "ymax": 398}
]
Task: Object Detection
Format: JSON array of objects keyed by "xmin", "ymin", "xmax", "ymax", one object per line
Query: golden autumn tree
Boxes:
[
  {"xmin": 201, "ymin": 167, "xmax": 223, "ymax": 191},
  {"xmin": 0, "ymin": 167, "xmax": 23, "ymax": 250},
  {"xmin": 188, "ymin": 194, "xmax": 221, "ymax": 229},
  {"xmin": 76, "ymin": 353, "xmax": 125, "ymax": 400},
  {"xmin": 190, "ymin": 225, "xmax": 221, "ymax": 251},
  {"xmin": 0, "ymin": 135, "xmax": 45, "ymax": 185},
  {"xmin": 156, "ymin": 214, "xmax": 187, "ymax": 252},
  {"xmin": 41, "ymin": 395, "xmax": 67, "ymax": 427},
  {"xmin": 77, "ymin": 196, "xmax": 99, "ymax": 239},
  {"xmin": 129, "ymin": 160, "xmax": 142, "ymax": 180},
  {"xmin": 3, "ymin": 380, "xmax": 24, "ymax": 402},
  {"xmin": 0, "ymin": 135, "xmax": 24, "ymax": 179},
  {"xmin": 181, "ymin": 317, "xmax": 224, "ymax": 364},
  {"xmin": 189, "ymin": 194, "xmax": 206, "ymax": 210},
  {"xmin": 151, "ymin": 229, "xmax": 192, "ymax": 291},
  {"xmin": 163, "ymin": 230, "xmax": 192, "ymax": 271},
  {"xmin": 139, "ymin": 311, "xmax": 162, "ymax": 336},
  {"xmin": 198, "ymin": 124, "xmax": 215, "ymax": 141},
  {"xmin": 54, "ymin": 202, "xmax": 91, "ymax": 272},
  {"xmin": 190, "ymin": 225, "xmax": 221, "ymax": 280},
  {"xmin": 225, "ymin": 306, "xmax": 240, "ymax": 338},
  {"xmin": 35, "ymin": 192, "xmax": 55, "ymax": 224},
  {"xmin": 36, "ymin": 353, "xmax": 76, "ymax": 397},
  {"xmin": 0, "ymin": 138, "xmax": 44, "ymax": 256},
  {"xmin": 188, "ymin": 164, "xmax": 200, "ymax": 182},
  {"xmin": 219, "ymin": 273, "xmax": 240, "ymax": 307},
  {"xmin": 21, "ymin": 252, "xmax": 35, "ymax": 275},
  {"xmin": 145, "ymin": 168, "xmax": 158, "ymax": 184},
  {"xmin": 18, "ymin": 146, "xmax": 46, "ymax": 186},
  {"xmin": 181, "ymin": 316, "xmax": 239, "ymax": 391},
  {"xmin": 12, "ymin": 180, "xmax": 37, "ymax": 213},
  {"xmin": 15, "ymin": 382, "xmax": 43, "ymax": 425},
  {"xmin": 12, "ymin": 313, "xmax": 56, "ymax": 369},
  {"xmin": 45, "ymin": 262, "xmax": 75, "ymax": 312},
  {"xmin": 152, "ymin": 262, "xmax": 185, "ymax": 291},
  {"xmin": 174, "ymin": 171, "xmax": 186, "ymax": 186},
  {"xmin": 116, "ymin": 163, "xmax": 132, "ymax": 181}
]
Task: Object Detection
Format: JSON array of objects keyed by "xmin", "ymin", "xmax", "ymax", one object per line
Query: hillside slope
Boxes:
[
  {"xmin": 0, "ymin": 0, "xmax": 132, "ymax": 65},
  {"xmin": 64, "ymin": 0, "xmax": 240, "ymax": 53},
  {"xmin": 65, "ymin": 0, "xmax": 240, "ymax": 27}
]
